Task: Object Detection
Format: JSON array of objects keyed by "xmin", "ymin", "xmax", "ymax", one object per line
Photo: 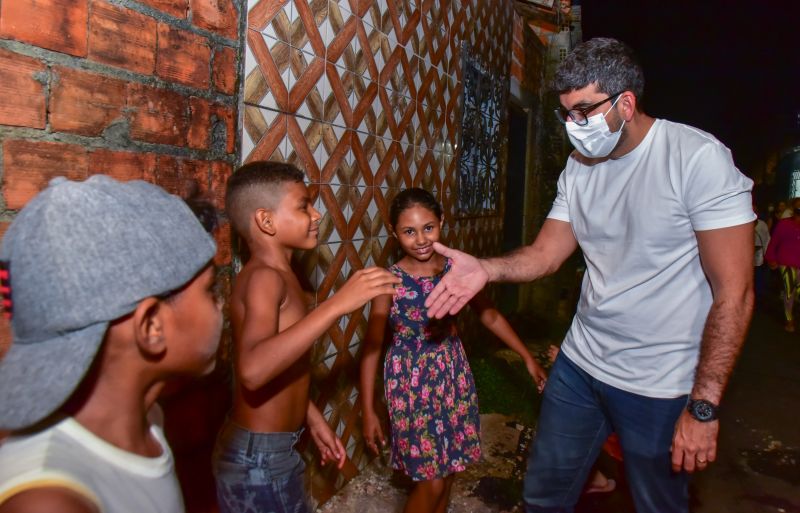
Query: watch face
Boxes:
[{"xmin": 690, "ymin": 399, "xmax": 717, "ymax": 421}]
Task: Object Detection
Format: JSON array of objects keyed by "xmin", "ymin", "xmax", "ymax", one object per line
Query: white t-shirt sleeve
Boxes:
[
  {"xmin": 547, "ymin": 169, "xmax": 571, "ymax": 222},
  {"xmin": 682, "ymin": 141, "xmax": 755, "ymax": 231}
]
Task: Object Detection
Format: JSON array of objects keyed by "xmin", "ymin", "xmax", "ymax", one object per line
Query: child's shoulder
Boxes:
[{"xmin": 234, "ymin": 260, "xmax": 289, "ymax": 297}]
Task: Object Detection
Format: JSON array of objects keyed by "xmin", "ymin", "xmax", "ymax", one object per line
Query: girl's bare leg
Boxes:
[{"xmin": 404, "ymin": 478, "xmax": 447, "ymax": 513}]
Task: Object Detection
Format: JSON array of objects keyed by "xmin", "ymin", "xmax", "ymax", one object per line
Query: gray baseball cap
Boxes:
[{"xmin": 0, "ymin": 175, "xmax": 217, "ymax": 430}]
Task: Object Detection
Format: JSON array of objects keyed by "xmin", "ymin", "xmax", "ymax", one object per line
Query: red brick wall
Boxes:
[{"xmin": 0, "ymin": 0, "xmax": 242, "ymax": 355}]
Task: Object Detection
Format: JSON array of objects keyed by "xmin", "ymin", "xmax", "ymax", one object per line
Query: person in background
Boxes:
[
  {"xmin": 753, "ymin": 207, "xmax": 771, "ymax": 310},
  {"xmin": 765, "ymin": 205, "xmax": 800, "ymax": 332},
  {"xmin": 768, "ymin": 200, "xmax": 786, "ymax": 233}
]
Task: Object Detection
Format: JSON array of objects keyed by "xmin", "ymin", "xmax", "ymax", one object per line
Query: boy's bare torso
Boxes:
[{"xmin": 229, "ymin": 261, "xmax": 313, "ymax": 433}]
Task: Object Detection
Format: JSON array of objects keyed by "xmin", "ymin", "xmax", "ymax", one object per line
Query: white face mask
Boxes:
[{"xmin": 565, "ymin": 95, "xmax": 625, "ymax": 158}]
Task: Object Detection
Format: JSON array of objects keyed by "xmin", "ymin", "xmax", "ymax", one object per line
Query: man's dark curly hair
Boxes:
[{"xmin": 552, "ymin": 37, "xmax": 645, "ymax": 104}]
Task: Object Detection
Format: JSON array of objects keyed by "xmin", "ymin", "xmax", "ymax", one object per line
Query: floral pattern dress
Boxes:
[{"xmin": 384, "ymin": 259, "xmax": 481, "ymax": 481}]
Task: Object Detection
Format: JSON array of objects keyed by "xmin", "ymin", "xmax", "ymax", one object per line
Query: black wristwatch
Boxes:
[{"xmin": 687, "ymin": 399, "xmax": 719, "ymax": 422}]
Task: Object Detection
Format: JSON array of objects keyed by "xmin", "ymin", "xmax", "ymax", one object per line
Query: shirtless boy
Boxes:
[{"xmin": 213, "ymin": 161, "xmax": 399, "ymax": 513}]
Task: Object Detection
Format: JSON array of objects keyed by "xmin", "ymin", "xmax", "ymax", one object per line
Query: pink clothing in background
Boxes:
[{"xmin": 765, "ymin": 218, "xmax": 800, "ymax": 268}]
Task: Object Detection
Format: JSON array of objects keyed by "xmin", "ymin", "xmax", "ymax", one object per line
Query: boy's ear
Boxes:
[
  {"xmin": 132, "ymin": 297, "xmax": 167, "ymax": 358},
  {"xmin": 255, "ymin": 208, "xmax": 276, "ymax": 236}
]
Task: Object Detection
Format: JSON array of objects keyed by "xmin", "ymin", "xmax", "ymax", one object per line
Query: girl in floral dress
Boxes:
[{"xmin": 360, "ymin": 188, "xmax": 547, "ymax": 513}]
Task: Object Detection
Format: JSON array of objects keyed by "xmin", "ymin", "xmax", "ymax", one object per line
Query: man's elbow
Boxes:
[{"xmin": 717, "ymin": 282, "xmax": 754, "ymax": 316}]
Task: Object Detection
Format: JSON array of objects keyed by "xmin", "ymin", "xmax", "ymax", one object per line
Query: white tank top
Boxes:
[{"xmin": 0, "ymin": 417, "xmax": 184, "ymax": 512}]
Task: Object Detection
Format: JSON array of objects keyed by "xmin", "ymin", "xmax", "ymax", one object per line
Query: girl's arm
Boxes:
[
  {"xmin": 469, "ymin": 292, "xmax": 547, "ymax": 392},
  {"xmin": 359, "ymin": 293, "xmax": 392, "ymax": 454}
]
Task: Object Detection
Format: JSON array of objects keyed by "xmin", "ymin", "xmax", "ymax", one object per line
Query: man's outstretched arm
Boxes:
[{"xmin": 425, "ymin": 219, "xmax": 578, "ymax": 318}]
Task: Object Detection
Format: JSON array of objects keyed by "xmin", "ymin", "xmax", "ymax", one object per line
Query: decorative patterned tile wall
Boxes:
[{"xmin": 242, "ymin": 0, "xmax": 515, "ymax": 503}]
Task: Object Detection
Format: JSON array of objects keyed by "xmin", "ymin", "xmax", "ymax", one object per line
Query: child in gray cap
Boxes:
[{"xmin": 0, "ymin": 175, "xmax": 222, "ymax": 513}]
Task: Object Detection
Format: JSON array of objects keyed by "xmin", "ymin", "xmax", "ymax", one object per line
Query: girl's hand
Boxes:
[
  {"xmin": 525, "ymin": 358, "xmax": 548, "ymax": 393},
  {"xmin": 309, "ymin": 421, "xmax": 346, "ymax": 469},
  {"xmin": 362, "ymin": 410, "xmax": 386, "ymax": 455}
]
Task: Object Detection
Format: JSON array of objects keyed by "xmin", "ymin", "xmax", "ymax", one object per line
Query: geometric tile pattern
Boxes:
[{"xmin": 243, "ymin": 0, "xmax": 516, "ymax": 504}]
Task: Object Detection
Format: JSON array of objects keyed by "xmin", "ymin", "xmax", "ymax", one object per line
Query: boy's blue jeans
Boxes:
[
  {"xmin": 212, "ymin": 421, "xmax": 310, "ymax": 513},
  {"xmin": 524, "ymin": 353, "xmax": 689, "ymax": 513}
]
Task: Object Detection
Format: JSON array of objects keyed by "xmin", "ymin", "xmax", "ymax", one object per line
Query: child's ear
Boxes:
[
  {"xmin": 132, "ymin": 297, "xmax": 167, "ymax": 358},
  {"xmin": 255, "ymin": 208, "xmax": 276, "ymax": 236},
  {"xmin": 439, "ymin": 216, "xmax": 444, "ymax": 230}
]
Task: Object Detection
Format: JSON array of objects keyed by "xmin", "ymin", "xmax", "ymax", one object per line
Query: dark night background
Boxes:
[{"xmin": 580, "ymin": 0, "xmax": 800, "ymax": 178}]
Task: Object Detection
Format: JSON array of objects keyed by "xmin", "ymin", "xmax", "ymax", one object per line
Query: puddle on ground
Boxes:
[
  {"xmin": 470, "ymin": 476, "xmax": 522, "ymax": 511},
  {"xmin": 741, "ymin": 494, "xmax": 800, "ymax": 513},
  {"xmin": 744, "ymin": 447, "xmax": 800, "ymax": 485}
]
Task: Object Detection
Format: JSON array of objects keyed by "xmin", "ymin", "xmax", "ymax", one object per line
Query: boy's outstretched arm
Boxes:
[
  {"xmin": 469, "ymin": 292, "xmax": 547, "ymax": 393},
  {"xmin": 359, "ymin": 294, "xmax": 392, "ymax": 455},
  {"xmin": 237, "ymin": 267, "xmax": 399, "ymax": 391},
  {"xmin": 307, "ymin": 402, "xmax": 345, "ymax": 469}
]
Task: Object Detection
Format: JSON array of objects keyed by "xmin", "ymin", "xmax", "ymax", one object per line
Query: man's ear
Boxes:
[
  {"xmin": 619, "ymin": 91, "xmax": 637, "ymax": 121},
  {"xmin": 132, "ymin": 297, "xmax": 167, "ymax": 358},
  {"xmin": 255, "ymin": 208, "xmax": 276, "ymax": 236}
]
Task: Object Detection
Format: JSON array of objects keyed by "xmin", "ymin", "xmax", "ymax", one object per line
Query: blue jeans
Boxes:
[
  {"xmin": 523, "ymin": 354, "xmax": 689, "ymax": 513},
  {"xmin": 212, "ymin": 421, "xmax": 310, "ymax": 513}
]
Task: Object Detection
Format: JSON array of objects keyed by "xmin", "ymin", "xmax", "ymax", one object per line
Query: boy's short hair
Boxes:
[
  {"xmin": 225, "ymin": 161, "xmax": 305, "ymax": 238},
  {"xmin": 0, "ymin": 175, "xmax": 216, "ymax": 430}
]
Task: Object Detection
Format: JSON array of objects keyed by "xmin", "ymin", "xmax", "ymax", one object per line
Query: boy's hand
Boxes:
[
  {"xmin": 525, "ymin": 357, "xmax": 548, "ymax": 393},
  {"xmin": 334, "ymin": 267, "xmax": 400, "ymax": 315},
  {"xmin": 362, "ymin": 410, "xmax": 386, "ymax": 455},
  {"xmin": 309, "ymin": 421, "xmax": 346, "ymax": 469}
]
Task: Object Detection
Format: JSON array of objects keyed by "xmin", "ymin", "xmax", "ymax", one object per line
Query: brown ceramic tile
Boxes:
[
  {"xmin": 326, "ymin": 1, "xmax": 359, "ymax": 70},
  {"xmin": 412, "ymin": 146, "xmax": 436, "ymax": 191},
  {"xmin": 285, "ymin": 115, "xmax": 323, "ymax": 181},
  {"xmin": 286, "ymin": 46, "xmax": 326, "ymax": 117},
  {"xmin": 291, "ymin": 0, "xmax": 327, "ymax": 57},
  {"xmin": 363, "ymin": 0, "xmax": 392, "ymax": 35},
  {"xmin": 243, "ymin": 105, "xmax": 288, "ymax": 162},
  {"xmin": 248, "ymin": 0, "xmax": 291, "ymax": 33},
  {"xmin": 346, "ymin": 186, "xmax": 373, "ymax": 240},
  {"xmin": 323, "ymin": 62, "xmax": 355, "ymax": 127},
  {"xmin": 318, "ymin": 123, "xmax": 353, "ymax": 185},
  {"xmin": 352, "ymin": 132, "xmax": 393, "ymax": 189},
  {"xmin": 316, "ymin": 240, "xmax": 351, "ymax": 300},
  {"xmin": 357, "ymin": 18, "xmax": 386, "ymax": 82},
  {"xmin": 317, "ymin": 183, "xmax": 350, "ymax": 243},
  {"xmin": 245, "ymin": 30, "xmax": 290, "ymax": 110},
  {"xmin": 351, "ymin": 75, "xmax": 379, "ymax": 134}
]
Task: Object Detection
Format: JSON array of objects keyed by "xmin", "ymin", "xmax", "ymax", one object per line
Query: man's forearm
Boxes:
[
  {"xmin": 692, "ymin": 291, "xmax": 754, "ymax": 404},
  {"xmin": 482, "ymin": 244, "xmax": 559, "ymax": 283}
]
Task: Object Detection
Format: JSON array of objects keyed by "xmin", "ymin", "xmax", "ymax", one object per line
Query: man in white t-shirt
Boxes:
[{"xmin": 424, "ymin": 38, "xmax": 754, "ymax": 513}]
